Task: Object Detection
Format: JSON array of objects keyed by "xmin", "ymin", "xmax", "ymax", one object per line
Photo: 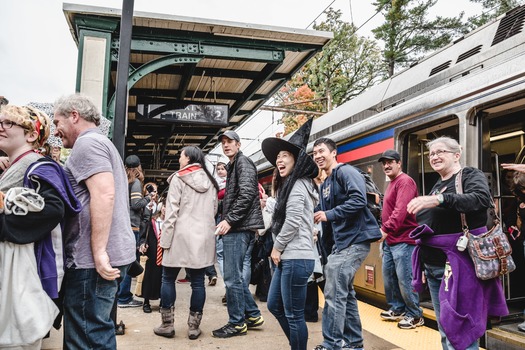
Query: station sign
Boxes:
[{"xmin": 136, "ymin": 103, "xmax": 229, "ymax": 126}]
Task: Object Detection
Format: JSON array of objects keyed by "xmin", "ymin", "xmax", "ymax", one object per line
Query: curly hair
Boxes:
[{"xmin": 0, "ymin": 104, "xmax": 50, "ymax": 148}]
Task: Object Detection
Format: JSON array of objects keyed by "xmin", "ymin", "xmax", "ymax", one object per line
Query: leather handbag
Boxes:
[{"xmin": 456, "ymin": 169, "xmax": 516, "ymax": 280}]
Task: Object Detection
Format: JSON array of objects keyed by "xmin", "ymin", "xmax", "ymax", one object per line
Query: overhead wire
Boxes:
[
  {"xmin": 236, "ymin": 2, "xmax": 388, "ymax": 155},
  {"xmin": 229, "ymin": 0, "xmax": 512, "ymax": 158}
]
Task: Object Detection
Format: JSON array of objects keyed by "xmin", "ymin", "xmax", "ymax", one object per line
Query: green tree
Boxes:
[
  {"xmin": 275, "ymin": 8, "xmax": 384, "ymax": 134},
  {"xmin": 275, "ymin": 77, "xmax": 324, "ymax": 135},
  {"xmin": 309, "ymin": 8, "xmax": 384, "ymax": 108},
  {"xmin": 373, "ymin": 0, "xmax": 467, "ymax": 76},
  {"xmin": 468, "ymin": 0, "xmax": 522, "ymax": 28}
]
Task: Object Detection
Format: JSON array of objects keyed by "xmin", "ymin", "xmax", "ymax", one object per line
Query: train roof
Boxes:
[{"xmin": 253, "ymin": 5, "xmax": 525, "ymax": 171}]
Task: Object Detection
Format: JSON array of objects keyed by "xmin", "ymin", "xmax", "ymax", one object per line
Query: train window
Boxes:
[{"xmin": 403, "ymin": 118, "xmax": 459, "ymax": 196}]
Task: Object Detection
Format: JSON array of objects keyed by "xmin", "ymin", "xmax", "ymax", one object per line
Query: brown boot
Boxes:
[
  {"xmin": 187, "ymin": 311, "xmax": 202, "ymax": 340},
  {"xmin": 154, "ymin": 307, "xmax": 175, "ymax": 338}
]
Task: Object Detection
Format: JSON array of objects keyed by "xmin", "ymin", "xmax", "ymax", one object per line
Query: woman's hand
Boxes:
[
  {"xmin": 271, "ymin": 248, "xmax": 282, "ymax": 266},
  {"xmin": 501, "ymin": 163, "xmax": 525, "ymax": 173},
  {"xmin": 0, "ymin": 157, "xmax": 9, "ymax": 171},
  {"xmin": 139, "ymin": 243, "xmax": 148, "ymax": 254},
  {"xmin": 407, "ymin": 195, "xmax": 440, "ymax": 215}
]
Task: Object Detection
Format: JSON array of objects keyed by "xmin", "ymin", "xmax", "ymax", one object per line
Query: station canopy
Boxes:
[{"xmin": 63, "ymin": 3, "xmax": 331, "ymax": 178}]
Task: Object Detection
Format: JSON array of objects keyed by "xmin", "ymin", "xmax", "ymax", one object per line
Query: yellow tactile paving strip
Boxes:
[{"xmin": 357, "ymin": 300, "xmax": 443, "ymax": 350}]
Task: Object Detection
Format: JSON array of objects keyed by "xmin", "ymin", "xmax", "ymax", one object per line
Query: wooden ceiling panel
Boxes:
[{"xmin": 63, "ymin": 3, "xmax": 331, "ymax": 175}]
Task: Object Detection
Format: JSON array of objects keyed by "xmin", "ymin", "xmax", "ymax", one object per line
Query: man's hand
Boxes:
[
  {"xmin": 216, "ymin": 220, "xmax": 231, "ymax": 235},
  {"xmin": 314, "ymin": 211, "xmax": 327, "ymax": 224},
  {"xmin": 94, "ymin": 251, "xmax": 120, "ymax": 281},
  {"xmin": 378, "ymin": 228, "xmax": 388, "ymax": 243},
  {"xmin": 271, "ymin": 248, "xmax": 282, "ymax": 266}
]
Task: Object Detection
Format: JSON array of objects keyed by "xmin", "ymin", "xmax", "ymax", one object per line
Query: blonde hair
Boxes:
[
  {"xmin": 426, "ymin": 136, "xmax": 462, "ymax": 155},
  {"xmin": 0, "ymin": 104, "xmax": 50, "ymax": 148}
]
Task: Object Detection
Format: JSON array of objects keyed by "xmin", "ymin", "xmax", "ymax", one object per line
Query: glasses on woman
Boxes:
[
  {"xmin": 428, "ymin": 149, "xmax": 455, "ymax": 159},
  {"xmin": 0, "ymin": 119, "xmax": 25, "ymax": 130}
]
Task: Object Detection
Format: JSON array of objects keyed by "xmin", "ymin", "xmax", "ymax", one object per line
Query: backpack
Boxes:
[{"xmin": 336, "ymin": 164, "xmax": 383, "ymax": 225}]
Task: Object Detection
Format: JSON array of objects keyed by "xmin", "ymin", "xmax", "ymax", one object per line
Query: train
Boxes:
[{"xmin": 251, "ymin": 4, "xmax": 525, "ymax": 346}]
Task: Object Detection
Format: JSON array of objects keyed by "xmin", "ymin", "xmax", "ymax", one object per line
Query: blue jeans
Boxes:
[
  {"xmin": 63, "ymin": 265, "xmax": 127, "ymax": 350},
  {"xmin": 222, "ymin": 230, "xmax": 261, "ymax": 325},
  {"xmin": 160, "ymin": 267, "xmax": 206, "ymax": 312},
  {"xmin": 267, "ymin": 259, "xmax": 314, "ymax": 350},
  {"xmin": 425, "ymin": 264, "xmax": 478, "ymax": 350},
  {"xmin": 382, "ymin": 242, "xmax": 422, "ymax": 318},
  {"xmin": 216, "ymin": 235, "xmax": 224, "ymax": 277},
  {"xmin": 117, "ymin": 228, "xmax": 139, "ymax": 304},
  {"xmin": 321, "ymin": 243, "xmax": 370, "ymax": 350}
]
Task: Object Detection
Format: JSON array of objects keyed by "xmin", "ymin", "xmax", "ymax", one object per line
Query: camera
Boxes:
[{"xmin": 456, "ymin": 234, "xmax": 469, "ymax": 251}]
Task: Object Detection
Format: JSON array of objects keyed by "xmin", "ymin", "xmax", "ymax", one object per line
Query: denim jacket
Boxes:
[{"xmin": 318, "ymin": 164, "xmax": 381, "ymax": 253}]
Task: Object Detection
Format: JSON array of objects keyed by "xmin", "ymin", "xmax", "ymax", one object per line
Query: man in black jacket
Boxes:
[{"xmin": 212, "ymin": 130, "xmax": 265, "ymax": 338}]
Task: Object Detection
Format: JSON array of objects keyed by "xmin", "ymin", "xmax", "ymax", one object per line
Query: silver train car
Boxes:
[{"xmin": 253, "ymin": 4, "xmax": 525, "ymax": 314}]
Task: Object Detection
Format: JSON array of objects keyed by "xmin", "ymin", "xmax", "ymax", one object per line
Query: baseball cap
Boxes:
[
  {"xmin": 378, "ymin": 149, "xmax": 401, "ymax": 162},
  {"xmin": 218, "ymin": 130, "xmax": 240, "ymax": 142},
  {"xmin": 125, "ymin": 154, "xmax": 141, "ymax": 168}
]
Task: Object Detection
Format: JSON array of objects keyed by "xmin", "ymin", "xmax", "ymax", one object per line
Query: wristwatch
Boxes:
[{"xmin": 436, "ymin": 194, "xmax": 444, "ymax": 205}]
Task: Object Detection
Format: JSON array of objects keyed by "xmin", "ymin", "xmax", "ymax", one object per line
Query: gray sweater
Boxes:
[
  {"xmin": 273, "ymin": 178, "xmax": 318, "ymax": 260},
  {"xmin": 0, "ymin": 152, "xmax": 41, "ymax": 191}
]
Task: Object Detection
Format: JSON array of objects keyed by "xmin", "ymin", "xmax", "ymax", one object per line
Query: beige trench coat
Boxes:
[{"xmin": 160, "ymin": 164, "xmax": 218, "ymax": 268}]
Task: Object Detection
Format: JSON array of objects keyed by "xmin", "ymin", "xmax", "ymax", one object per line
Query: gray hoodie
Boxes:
[{"xmin": 273, "ymin": 178, "xmax": 318, "ymax": 260}]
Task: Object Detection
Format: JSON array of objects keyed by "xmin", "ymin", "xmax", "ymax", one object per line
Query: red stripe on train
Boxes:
[{"xmin": 337, "ymin": 138, "xmax": 394, "ymax": 163}]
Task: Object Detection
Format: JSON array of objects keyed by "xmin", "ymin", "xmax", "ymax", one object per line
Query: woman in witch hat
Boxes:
[{"xmin": 262, "ymin": 118, "xmax": 319, "ymax": 350}]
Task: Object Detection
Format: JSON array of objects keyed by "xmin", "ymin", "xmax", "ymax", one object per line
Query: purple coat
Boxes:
[{"xmin": 411, "ymin": 224, "xmax": 508, "ymax": 350}]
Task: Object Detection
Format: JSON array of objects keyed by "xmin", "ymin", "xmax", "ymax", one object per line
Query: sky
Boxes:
[{"xmin": 0, "ymin": 0, "xmax": 483, "ymax": 159}]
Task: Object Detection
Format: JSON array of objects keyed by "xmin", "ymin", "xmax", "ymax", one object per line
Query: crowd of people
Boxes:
[{"xmin": 1, "ymin": 93, "xmax": 525, "ymax": 350}]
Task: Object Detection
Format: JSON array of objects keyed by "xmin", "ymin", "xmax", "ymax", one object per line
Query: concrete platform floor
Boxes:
[{"xmin": 42, "ymin": 276, "xmax": 443, "ymax": 349}]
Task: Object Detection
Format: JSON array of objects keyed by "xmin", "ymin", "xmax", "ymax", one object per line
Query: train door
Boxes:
[
  {"xmin": 401, "ymin": 116, "xmax": 460, "ymax": 310},
  {"xmin": 478, "ymin": 102, "xmax": 525, "ymax": 306}
]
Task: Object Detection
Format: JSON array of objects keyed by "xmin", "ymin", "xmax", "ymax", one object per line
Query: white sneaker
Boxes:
[{"xmin": 397, "ymin": 316, "xmax": 424, "ymax": 329}]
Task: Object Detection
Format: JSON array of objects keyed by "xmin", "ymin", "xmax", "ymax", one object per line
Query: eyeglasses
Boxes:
[
  {"xmin": 0, "ymin": 119, "xmax": 26, "ymax": 130},
  {"xmin": 428, "ymin": 149, "xmax": 455, "ymax": 159}
]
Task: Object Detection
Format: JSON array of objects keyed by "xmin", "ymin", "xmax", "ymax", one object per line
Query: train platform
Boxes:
[{"xmin": 42, "ymin": 276, "xmax": 446, "ymax": 350}]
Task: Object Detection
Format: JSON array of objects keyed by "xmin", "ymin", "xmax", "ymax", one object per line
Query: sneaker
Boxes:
[
  {"xmin": 118, "ymin": 299, "xmax": 143, "ymax": 308},
  {"xmin": 177, "ymin": 278, "xmax": 190, "ymax": 284},
  {"xmin": 212, "ymin": 323, "xmax": 247, "ymax": 338},
  {"xmin": 209, "ymin": 276, "xmax": 218, "ymax": 286},
  {"xmin": 313, "ymin": 346, "xmax": 328, "ymax": 350},
  {"xmin": 518, "ymin": 321, "xmax": 525, "ymax": 332},
  {"xmin": 397, "ymin": 316, "xmax": 424, "ymax": 329},
  {"xmin": 380, "ymin": 309, "xmax": 405, "ymax": 321},
  {"xmin": 245, "ymin": 315, "xmax": 264, "ymax": 329},
  {"xmin": 342, "ymin": 343, "xmax": 364, "ymax": 350}
]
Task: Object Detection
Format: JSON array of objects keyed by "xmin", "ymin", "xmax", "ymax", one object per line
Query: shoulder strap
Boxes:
[
  {"xmin": 456, "ymin": 167, "xmax": 499, "ymax": 231},
  {"xmin": 455, "ymin": 168, "xmax": 469, "ymax": 232}
]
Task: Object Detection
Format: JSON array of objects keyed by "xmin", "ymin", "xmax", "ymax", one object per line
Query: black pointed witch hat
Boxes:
[{"xmin": 262, "ymin": 117, "xmax": 318, "ymax": 178}]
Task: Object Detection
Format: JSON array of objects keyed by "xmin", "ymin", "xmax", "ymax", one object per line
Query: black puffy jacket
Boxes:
[{"xmin": 222, "ymin": 151, "xmax": 264, "ymax": 232}]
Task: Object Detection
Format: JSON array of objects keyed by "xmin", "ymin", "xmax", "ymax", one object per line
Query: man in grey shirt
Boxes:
[{"xmin": 53, "ymin": 94, "xmax": 136, "ymax": 350}]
